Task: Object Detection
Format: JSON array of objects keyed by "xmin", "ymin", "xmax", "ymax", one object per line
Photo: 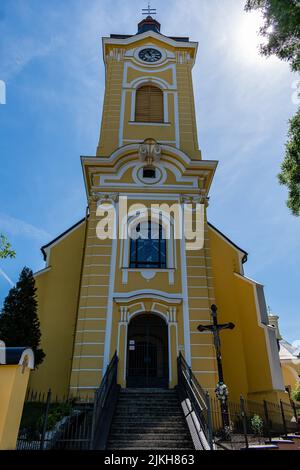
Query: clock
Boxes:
[{"xmin": 138, "ymin": 48, "xmax": 162, "ymax": 63}]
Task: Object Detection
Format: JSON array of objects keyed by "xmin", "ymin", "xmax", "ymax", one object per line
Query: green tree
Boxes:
[
  {"xmin": 0, "ymin": 267, "xmax": 45, "ymax": 366},
  {"xmin": 245, "ymin": 0, "xmax": 300, "ymax": 215},
  {"xmin": 278, "ymin": 109, "xmax": 300, "ymax": 215},
  {"xmin": 0, "ymin": 234, "xmax": 16, "ymax": 259}
]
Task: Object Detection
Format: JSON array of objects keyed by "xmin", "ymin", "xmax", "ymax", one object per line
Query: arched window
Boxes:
[
  {"xmin": 130, "ymin": 220, "xmax": 167, "ymax": 269},
  {"xmin": 135, "ymin": 85, "xmax": 164, "ymax": 123}
]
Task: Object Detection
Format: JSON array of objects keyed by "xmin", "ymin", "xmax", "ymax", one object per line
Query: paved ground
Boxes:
[{"xmin": 216, "ymin": 434, "xmax": 300, "ymax": 450}]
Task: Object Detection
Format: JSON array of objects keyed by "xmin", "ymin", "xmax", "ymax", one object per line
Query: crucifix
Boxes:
[
  {"xmin": 197, "ymin": 304, "xmax": 235, "ymax": 432},
  {"xmin": 142, "ymin": 2, "xmax": 157, "ymax": 16}
]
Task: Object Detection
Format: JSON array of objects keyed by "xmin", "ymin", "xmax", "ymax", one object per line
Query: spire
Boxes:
[{"xmin": 138, "ymin": 3, "xmax": 161, "ymax": 34}]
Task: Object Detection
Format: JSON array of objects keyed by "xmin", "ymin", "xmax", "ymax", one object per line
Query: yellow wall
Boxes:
[
  {"xmin": 97, "ymin": 35, "xmax": 201, "ymax": 159},
  {"xmin": 29, "ymin": 221, "xmax": 86, "ymax": 398},
  {"xmin": 209, "ymin": 226, "xmax": 285, "ymax": 403},
  {"xmin": 29, "ymin": 27, "xmax": 286, "ymax": 408},
  {"xmin": 0, "ymin": 365, "xmax": 30, "ymax": 450},
  {"xmin": 281, "ymin": 363, "xmax": 300, "ymax": 392}
]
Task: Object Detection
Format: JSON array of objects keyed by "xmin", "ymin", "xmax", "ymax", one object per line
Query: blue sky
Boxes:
[{"xmin": 0, "ymin": 0, "xmax": 299, "ymax": 343}]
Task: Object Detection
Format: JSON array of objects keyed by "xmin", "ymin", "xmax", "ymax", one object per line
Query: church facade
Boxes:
[{"xmin": 30, "ymin": 16, "xmax": 286, "ymax": 404}]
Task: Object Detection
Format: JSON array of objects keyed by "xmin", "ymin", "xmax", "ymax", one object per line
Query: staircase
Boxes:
[{"xmin": 107, "ymin": 388, "xmax": 194, "ymax": 450}]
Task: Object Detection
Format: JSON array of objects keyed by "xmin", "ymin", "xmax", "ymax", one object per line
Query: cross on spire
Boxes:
[{"xmin": 142, "ymin": 2, "xmax": 157, "ymax": 16}]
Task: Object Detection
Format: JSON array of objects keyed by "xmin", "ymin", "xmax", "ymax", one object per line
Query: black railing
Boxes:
[
  {"xmin": 17, "ymin": 353, "xmax": 119, "ymax": 451},
  {"xmin": 210, "ymin": 395, "xmax": 299, "ymax": 449},
  {"xmin": 17, "ymin": 389, "xmax": 93, "ymax": 450},
  {"xmin": 90, "ymin": 351, "xmax": 119, "ymax": 450},
  {"xmin": 177, "ymin": 353, "xmax": 213, "ymax": 450}
]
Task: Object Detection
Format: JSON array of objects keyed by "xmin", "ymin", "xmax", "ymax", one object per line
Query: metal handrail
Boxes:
[
  {"xmin": 177, "ymin": 353, "xmax": 213, "ymax": 450},
  {"xmin": 90, "ymin": 352, "xmax": 119, "ymax": 449}
]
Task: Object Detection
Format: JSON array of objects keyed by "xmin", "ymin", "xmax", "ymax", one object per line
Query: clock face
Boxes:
[{"xmin": 138, "ymin": 48, "xmax": 162, "ymax": 63}]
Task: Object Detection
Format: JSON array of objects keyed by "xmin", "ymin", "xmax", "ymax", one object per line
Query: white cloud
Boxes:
[
  {"xmin": 0, "ymin": 213, "xmax": 51, "ymax": 242},
  {"xmin": 0, "ymin": 268, "xmax": 14, "ymax": 287}
]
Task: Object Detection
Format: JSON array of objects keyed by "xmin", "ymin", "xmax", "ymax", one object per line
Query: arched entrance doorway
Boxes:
[{"xmin": 126, "ymin": 313, "xmax": 169, "ymax": 388}]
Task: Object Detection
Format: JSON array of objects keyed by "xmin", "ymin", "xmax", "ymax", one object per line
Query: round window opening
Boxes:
[{"xmin": 137, "ymin": 166, "xmax": 162, "ymax": 184}]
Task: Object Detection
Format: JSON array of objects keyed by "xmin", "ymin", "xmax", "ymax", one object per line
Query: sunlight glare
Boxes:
[{"xmin": 235, "ymin": 11, "xmax": 266, "ymax": 64}]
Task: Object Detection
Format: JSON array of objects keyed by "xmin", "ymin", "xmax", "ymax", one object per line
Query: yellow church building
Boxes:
[{"xmin": 29, "ymin": 14, "xmax": 286, "ymax": 408}]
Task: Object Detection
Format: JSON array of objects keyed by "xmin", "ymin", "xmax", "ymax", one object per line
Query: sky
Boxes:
[{"xmin": 0, "ymin": 0, "xmax": 299, "ymax": 344}]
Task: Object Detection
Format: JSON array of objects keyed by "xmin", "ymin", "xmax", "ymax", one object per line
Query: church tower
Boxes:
[{"xmin": 31, "ymin": 14, "xmax": 286, "ymax": 405}]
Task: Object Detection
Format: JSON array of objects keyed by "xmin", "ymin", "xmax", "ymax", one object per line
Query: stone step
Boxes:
[
  {"xmin": 117, "ymin": 399, "xmax": 179, "ymax": 404},
  {"xmin": 106, "ymin": 388, "xmax": 194, "ymax": 450},
  {"xmin": 108, "ymin": 433, "xmax": 191, "ymax": 441},
  {"xmin": 113, "ymin": 415, "xmax": 185, "ymax": 426},
  {"xmin": 111, "ymin": 426, "xmax": 187, "ymax": 433},
  {"xmin": 115, "ymin": 411, "xmax": 182, "ymax": 421},
  {"xmin": 107, "ymin": 440, "xmax": 194, "ymax": 449},
  {"xmin": 115, "ymin": 406, "xmax": 181, "ymax": 412}
]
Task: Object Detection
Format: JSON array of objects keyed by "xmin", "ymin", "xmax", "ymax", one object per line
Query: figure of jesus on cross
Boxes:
[{"xmin": 197, "ymin": 304, "xmax": 235, "ymax": 434}]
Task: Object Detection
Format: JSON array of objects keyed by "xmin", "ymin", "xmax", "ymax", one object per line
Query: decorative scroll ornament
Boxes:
[
  {"xmin": 139, "ymin": 138, "xmax": 162, "ymax": 166},
  {"xmin": 90, "ymin": 192, "xmax": 119, "ymax": 205},
  {"xmin": 180, "ymin": 192, "xmax": 209, "ymax": 206}
]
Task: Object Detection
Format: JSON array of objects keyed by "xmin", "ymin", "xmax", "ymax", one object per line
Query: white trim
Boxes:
[
  {"xmin": 79, "ymin": 306, "xmax": 106, "ymax": 310},
  {"xmin": 124, "ymin": 323, "xmax": 128, "ymax": 382},
  {"xmin": 81, "ymin": 295, "xmax": 107, "ymax": 299},
  {"xmin": 86, "ymin": 244, "xmax": 112, "ymax": 248},
  {"xmin": 123, "ymin": 139, "xmax": 176, "ymax": 144},
  {"xmin": 82, "ymin": 274, "xmax": 109, "ymax": 277},
  {"xmin": 128, "ymin": 121, "xmax": 171, "ymax": 126},
  {"xmin": 19, "ymin": 349, "xmax": 35, "ymax": 369},
  {"xmin": 180, "ymin": 202, "xmax": 191, "ymax": 366},
  {"xmin": 70, "ymin": 386, "xmax": 98, "ymax": 390},
  {"xmin": 168, "ymin": 323, "xmax": 172, "ymax": 383},
  {"xmin": 193, "ymin": 371, "xmax": 218, "ymax": 374},
  {"xmin": 86, "ymin": 254, "xmax": 111, "ymax": 258},
  {"xmin": 73, "ymin": 356, "xmax": 103, "ymax": 359},
  {"xmin": 174, "ymin": 91, "xmax": 180, "ymax": 148},
  {"xmin": 119, "ymin": 89, "xmax": 126, "ymax": 147},
  {"xmin": 81, "ymin": 285, "xmax": 109, "ymax": 288},
  {"xmin": 191, "ymin": 357, "xmax": 216, "ymax": 360},
  {"xmin": 78, "ymin": 318, "xmax": 106, "ymax": 321},
  {"xmin": 76, "ymin": 330, "xmax": 105, "ymax": 333},
  {"xmin": 82, "ymin": 143, "xmax": 217, "ymax": 168},
  {"xmin": 253, "ymin": 284, "xmax": 285, "ymax": 391},
  {"xmin": 164, "ymin": 92, "xmax": 169, "ymax": 123},
  {"xmin": 103, "ymin": 202, "xmax": 118, "ymax": 372},
  {"xmin": 84, "ymin": 264, "xmax": 110, "ymax": 268},
  {"xmin": 103, "ymin": 31, "xmax": 198, "ymax": 54}
]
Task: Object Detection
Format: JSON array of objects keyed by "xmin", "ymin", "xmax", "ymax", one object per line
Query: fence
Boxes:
[
  {"xmin": 210, "ymin": 395, "xmax": 299, "ymax": 448},
  {"xmin": 17, "ymin": 388, "xmax": 94, "ymax": 450},
  {"xmin": 17, "ymin": 353, "xmax": 119, "ymax": 451}
]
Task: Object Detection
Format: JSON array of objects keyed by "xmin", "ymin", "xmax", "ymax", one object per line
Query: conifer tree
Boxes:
[{"xmin": 0, "ymin": 267, "xmax": 45, "ymax": 366}]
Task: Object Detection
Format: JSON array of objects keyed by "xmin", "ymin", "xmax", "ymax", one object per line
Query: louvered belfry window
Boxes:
[{"xmin": 135, "ymin": 85, "xmax": 164, "ymax": 123}]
